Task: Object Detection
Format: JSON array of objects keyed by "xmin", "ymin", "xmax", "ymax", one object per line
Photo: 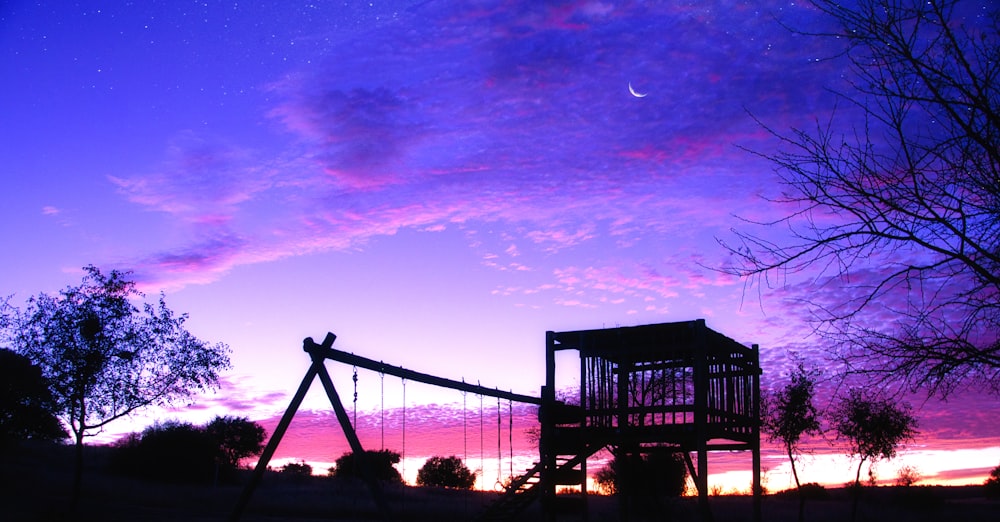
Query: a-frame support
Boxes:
[{"xmin": 228, "ymin": 333, "xmax": 389, "ymax": 522}]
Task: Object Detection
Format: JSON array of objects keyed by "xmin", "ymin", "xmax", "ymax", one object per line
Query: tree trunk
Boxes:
[
  {"xmin": 850, "ymin": 458, "xmax": 866, "ymax": 522},
  {"xmin": 72, "ymin": 429, "xmax": 84, "ymax": 513},
  {"xmin": 71, "ymin": 398, "xmax": 86, "ymax": 514},
  {"xmin": 787, "ymin": 444, "xmax": 801, "ymax": 489},
  {"xmin": 788, "ymin": 444, "xmax": 806, "ymax": 522}
]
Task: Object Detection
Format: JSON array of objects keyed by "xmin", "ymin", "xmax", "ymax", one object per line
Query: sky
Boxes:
[{"xmin": 1, "ymin": 0, "xmax": 998, "ymax": 492}]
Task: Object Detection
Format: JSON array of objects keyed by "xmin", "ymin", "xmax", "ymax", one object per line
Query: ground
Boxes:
[{"xmin": 2, "ymin": 442, "xmax": 997, "ymax": 521}]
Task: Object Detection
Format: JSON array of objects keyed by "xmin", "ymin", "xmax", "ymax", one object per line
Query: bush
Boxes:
[
  {"xmin": 110, "ymin": 421, "xmax": 217, "ymax": 483},
  {"xmin": 798, "ymin": 482, "xmax": 830, "ymax": 501},
  {"xmin": 985, "ymin": 464, "xmax": 1000, "ymax": 498},
  {"xmin": 331, "ymin": 449, "xmax": 403, "ymax": 483},
  {"xmin": 280, "ymin": 460, "xmax": 313, "ymax": 476},
  {"xmin": 416, "ymin": 456, "xmax": 476, "ymax": 489},
  {"xmin": 108, "ymin": 416, "xmax": 266, "ymax": 484},
  {"xmin": 594, "ymin": 450, "xmax": 687, "ymax": 498}
]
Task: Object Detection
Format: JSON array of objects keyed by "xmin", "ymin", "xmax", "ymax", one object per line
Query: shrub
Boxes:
[
  {"xmin": 280, "ymin": 460, "xmax": 313, "ymax": 476},
  {"xmin": 985, "ymin": 464, "xmax": 1000, "ymax": 498},
  {"xmin": 598, "ymin": 451, "xmax": 687, "ymax": 498},
  {"xmin": 895, "ymin": 465, "xmax": 921, "ymax": 487},
  {"xmin": 798, "ymin": 482, "xmax": 829, "ymax": 501},
  {"xmin": 331, "ymin": 449, "xmax": 403, "ymax": 483},
  {"xmin": 110, "ymin": 421, "xmax": 216, "ymax": 483},
  {"xmin": 416, "ymin": 456, "xmax": 476, "ymax": 489}
]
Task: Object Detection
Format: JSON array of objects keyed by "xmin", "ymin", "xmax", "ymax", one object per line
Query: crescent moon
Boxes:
[{"xmin": 628, "ymin": 82, "xmax": 647, "ymax": 98}]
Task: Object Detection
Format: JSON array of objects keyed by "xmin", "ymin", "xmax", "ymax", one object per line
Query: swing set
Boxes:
[{"xmin": 230, "ymin": 319, "xmax": 762, "ymax": 522}]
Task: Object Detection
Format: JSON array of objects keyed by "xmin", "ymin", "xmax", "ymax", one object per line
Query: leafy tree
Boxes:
[
  {"xmin": 11, "ymin": 266, "xmax": 230, "ymax": 507},
  {"xmin": 761, "ymin": 364, "xmax": 821, "ymax": 489},
  {"xmin": 0, "ymin": 349, "xmax": 66, "ymax": 446},
  {"xmin": 332, "ymin": 449, "xmax": 403, "ymax": 483},
  {"xmin": 205, "ymin": 415, "xmax": 266, "ymax": 469},
  {"xmin": 416, "ymin": 455, "xmax": 475, "ymax": 489},
  {"xmin": 833, "ymin": 390, "xmax": 918, "ymax": 487},
  {"xmin": 832, "ymin": 389, "xmax": 918, "ymax": 521},
  {"xmin": 721, "ymin": 0, "xmax": 1000, "ymax": 397}
]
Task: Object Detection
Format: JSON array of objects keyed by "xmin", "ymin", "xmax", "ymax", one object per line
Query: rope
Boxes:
[
  {"xmin": 479, "ymin": 382, "xmax": 484, "ymax": 491},
  {"xmin": 462, "ymin": 379, "xmax": 468, "ymax": 463},
  {"xmin": 496, "ymin": 394, "xmax": 502, "ymax": 491}
]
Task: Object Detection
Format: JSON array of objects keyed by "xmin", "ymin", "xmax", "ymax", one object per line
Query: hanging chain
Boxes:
[{"xmin": 352, "ymin": 366, "xmax": 358, "ymax": 428}]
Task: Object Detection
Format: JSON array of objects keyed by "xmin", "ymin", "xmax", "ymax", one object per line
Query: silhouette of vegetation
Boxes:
[
  {"xmin": 279, "ymin": 460, "xmax": 313, "ymax": 476},
  {"xmin": 833, "ymin": 390, "xmax": 919, "ymax": 488},
  {"xmin": 331, "ymin": 449, "xmax": 403, "ymax": 483},
  {"xmin": 205, "ymin": 415, "xmax": 266, "ymax": 469},
  {"xmin": 110, "ymin": 421, "xmax": 217, "ymax": 483},
  {"xmin": 797, "ymin": 482, "xmax": 829, "ymax": 501},
  {"xmin": 595, "ymin": 450, "xmax": 687, "ymax": 498},
  {"xmin": 415, "ymin": 455, "xmax": 475, "ymax": 489},
  {"xmin": 894, "ymin": 464, "xmax": 921, "ymax": 487},
  {"xmin": 721, "ymin": 0, "xmax": 1000, "ymax": 398},
  {"xmin": 985, "ymin": 463, "xmax": 1000, "ymax": 498},
  {"xmin": 594, "ymin": 450, "xmax": 687, "ymax": 518},
  {"xmin": 8, "ymin": 266, "xmax": 231, "ymax": 507},
  {"xmin": 0, "ymin": 349, "xmax": 66, "ymax": 447},
  {"xmin": 109, "ymin": 416, "xmax": 265, "ymax": 484},
  {"xmin": 763, "ymin": 364, "xmax": 822, "ymax": 522},
  {"xmin": 832, "ymin": 389, "xmax": 918, "ymax": 521},
  {"xmin": 762, "ymin": 363, "xmax": 821, "ymax": 490}
]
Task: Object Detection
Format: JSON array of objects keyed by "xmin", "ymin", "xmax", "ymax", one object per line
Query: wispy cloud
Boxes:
[{"xmin": 107, "ymin": 0, "xmax": 848, "ymax": 296}]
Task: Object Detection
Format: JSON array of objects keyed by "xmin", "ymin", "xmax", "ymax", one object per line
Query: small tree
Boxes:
[
  {"xmin": 833, "ymin": 390, "xmax": 919, "ymax": 487},
  {"xmin": 0, "ymin": 349, "xmax": 66, "ymax": 446},
  {"xmin": 205, "ymin": 415, "xmax": 266, "ymax": 469},
  {"xmin": 11, "ymin": 266, "xmax": 231, "ymax": 507},
  {"xmin": 332, "ymin": 449, "xmax": 403, "ymax": 483},
  {"xmin": 416, "ymin": 455, "xmax": 476, "ymax": 489},
  {"xmin": 984, "ymin": 463, "xmax": 1000, "ymax": 498},
  {"xmin": 833, "ymin": 389, "xmax": 918, "ymax": 521},
  {"xmin": 762, "ymin": 364, "xmax": 821, "ymax": 490}
]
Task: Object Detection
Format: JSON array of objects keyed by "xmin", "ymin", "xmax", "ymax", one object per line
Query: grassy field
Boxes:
[{"xmin": 2, "ymin": 442, "xmax": 997, "ymax": 521}]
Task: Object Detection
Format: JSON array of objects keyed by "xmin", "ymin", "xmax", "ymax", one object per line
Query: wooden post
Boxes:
[
  {"xmin": 311, "ymin": 337, "xmax": 390, "ymax": 519},
  {"xmin": 228, "ymin": 351, "xmax": 321, "ymax": 522}
]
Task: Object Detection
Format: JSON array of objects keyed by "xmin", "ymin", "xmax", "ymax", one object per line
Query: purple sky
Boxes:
[{"xmin": 2, "ymin": 0, "xmax": 997, "ymax": 490}]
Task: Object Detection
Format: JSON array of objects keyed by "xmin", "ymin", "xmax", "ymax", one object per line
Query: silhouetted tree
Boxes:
[
  {"xmin": 832, "ymin": 389, "xmax": 918, "ymax": 521},
  {"xmin": 0, "ymin": 349, "xmax": 66, "ymax": 446},
  {"xmin": 762, "ymin": 364, "xmax": 821, "ymax": 489},
  {"xmin": 205, "ymin": 415, "xmax": 266, "ymax": 469},
  {"xmin": 331, "ymin": 449, "xmax": 403, "ymax": 483},
  {"xmin": 416, "ymin": 455, "xmax": 475, "ymax": 489},
  {"xmin": 721, "ymin": 0, "xmax": 1000, "ymax": 398},
  {"xmin": 10, "ymin": 266, "xmax": 230, "ymax": 508}
]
